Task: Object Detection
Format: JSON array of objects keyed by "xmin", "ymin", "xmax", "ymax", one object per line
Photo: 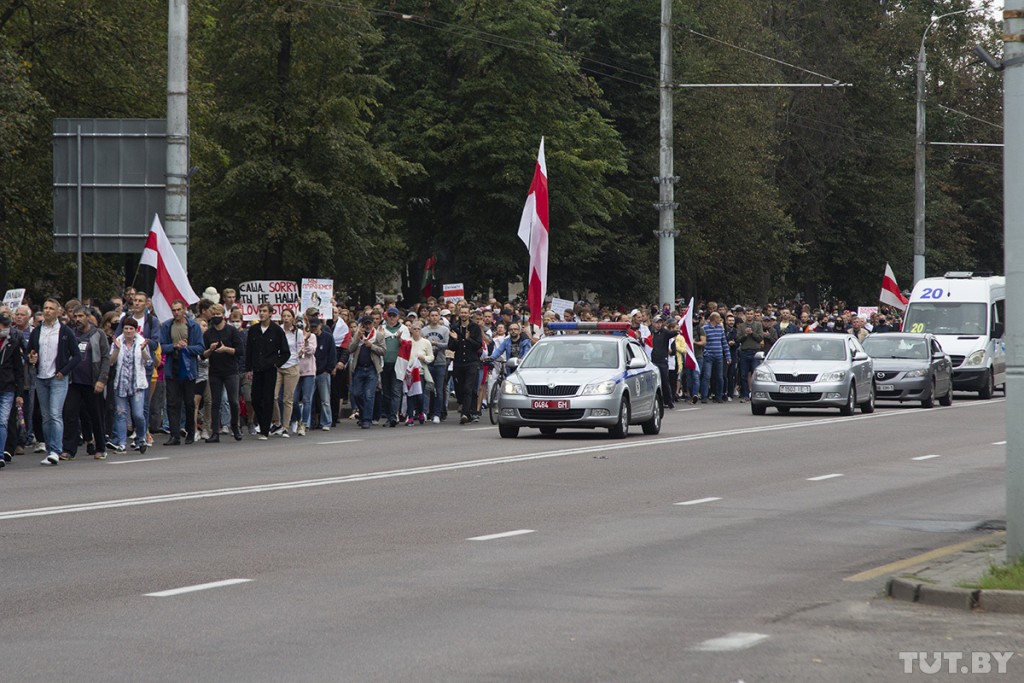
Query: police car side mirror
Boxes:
[
  {"xmin": 506, "ymin": 357, "xmax": 520, "ymax": 372},
  {"xmin": 628, "ymin": 356, "xmax": 647, "ymax": 369},
  {"xmin": 754, "ymin": 351, "xmax": 765, "ymax": 361}
]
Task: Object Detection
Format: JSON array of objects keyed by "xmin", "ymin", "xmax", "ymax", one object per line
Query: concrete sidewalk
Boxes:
[{"xmin": 884, "ymin": 531, "xmax": 1024, "ymax": 613}]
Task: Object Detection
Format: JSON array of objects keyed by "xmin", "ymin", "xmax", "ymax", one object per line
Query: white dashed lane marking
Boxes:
[
  {"xmin": 145, "ymin": 578, "xmax": 252, "ymax": 597},
  {"xmin": 912, "ymin": 454, "xmax": 942, "ymax": 461},
  {"xmin": 806, "ymin": 473, "xmax": 844, "ymax": 482},
  {"xmin": 467, "ymin": 529, "xmax": 535, "ymax": 541},
  {"xmin": 694, "ymin": 632, "xmax": 770, "ymax": 652},
  {"xmin": 674, "ymin": 497, "xmax": 722, "ymax": 506}
]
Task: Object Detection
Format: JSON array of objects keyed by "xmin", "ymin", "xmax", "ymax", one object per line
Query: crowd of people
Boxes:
[{"xmin": 0, "ymin": 287, "xmax": 904, "ymax": 467}]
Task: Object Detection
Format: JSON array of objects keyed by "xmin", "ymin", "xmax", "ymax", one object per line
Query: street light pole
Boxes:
[{"xmin": 914, "ymin": 8, "xmax": 984, "ymax": 287}]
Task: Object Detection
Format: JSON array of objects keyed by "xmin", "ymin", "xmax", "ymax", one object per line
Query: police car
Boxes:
[{"xmin": 496, "ymin": 322, "xmax": 663, "ymax": 438}]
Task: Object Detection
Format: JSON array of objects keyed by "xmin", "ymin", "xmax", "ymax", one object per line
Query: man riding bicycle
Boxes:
[{"xmin": 491, "ymin": 322, "xmax": 532, "ymax": 363}]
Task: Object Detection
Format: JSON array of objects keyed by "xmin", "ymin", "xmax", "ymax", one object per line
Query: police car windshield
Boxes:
[
  {"xmin": 862, "ymin": 336, "xmax": 929, "ymax": 360},
  {"xmin": 768, "ymin": 337, "xmax": 847, "ymax": 361},
  {"xmin": 520, "ymin": 338, "xmax": 620, "ymax": 369},
  {"xmin": 903, "ymin": 302, "xmax": 987, "ymax": 336}
]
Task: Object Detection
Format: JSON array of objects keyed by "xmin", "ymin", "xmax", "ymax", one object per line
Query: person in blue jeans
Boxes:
[
  {"xmin": 110, "ymin": 318, "xmax": 152, "ymax": 455},
  {"xmin": 0, "ymin": 312, "xmax": 24, "ymax": 466},
  {"xmin": 348, "ymin": 316, "xmax": 385, "ymax": 429},
  {"xmin": 700, "ymin": 312, "xmax": 731, "ymax": 403},
  {"xmin": 28, "ymin": 298, "xmax": 82, "ymax": 465}
]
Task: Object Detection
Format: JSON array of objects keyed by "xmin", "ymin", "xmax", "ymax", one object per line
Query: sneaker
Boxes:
[
  {"xmin": 258, "ymin": 434, "xmax": 269, "ymax": 441},
  {"xmin": 200, "ymin": 429, "xmax": 211, "ymax": 441},
  {"xmin": 290, "ymin": 422, "xmax": 299, "ymax": 433},
  {"xmin": 279, "ymin": 430, "xmax": 290, "ymax": 438},
  {"xmin": 139, "ymin": 441, "xmax": 148, "ymax": 455},
  {"xmin": 34, "ymin": 442, "xmax": 47, "ymax": 453},
  {"xmin": 2, "ymin": 451, "xmax": 11, "ymax": 463},
  {"xmin": 460, "ymin": 415, "xmax": 470, "ymax": 424},
  {"xmin": 59, "ymin": 452, "xmax": 76, "ymax": 461},
  {"xmin": 14, "ymin": 446, "xmax": 23, "ymax": 455},
  {"xmin": 418, "ymin": 413, "xmax": 426, "ymax": 425},
  {"xmin": 269, "ymin": 424, "xmax": 283, "ymax": 436},
  {"xmin": 432, "ymin": 416, "xmax": 440, "ymax": 424},
  {"xmin": 41, "ymin": 453, "xmax": 59, "ymax": 466},
  {"xmin": 690, "ymin": 396, "xmax": 699, "ymax": 405},
  {"xmin": 321, "ymin": 425, "xmax": 331, "ymax": 431},
  {"xmin": 249, "ymin": 424, "xmax": 257, "ymax": 435},
  {"xmin": 94, "ymin": 452, "xmax": 107, "ymax": 460},
  {"xmin": 471, "ymin": 415, "xmax": 480, "ymax": 423},
  {"xmin": 112, "ymin": 444, "xmax": 127, "ymax": 454},
  {"xmin": 405, "ymin": 416, "xmax": 414, "ymax": 426},
  {"xmin": 220, "ymin": 426, "xmax": 231, "ymax": 435},
  {"xmin": 297, "ymin": 423, "xmax": 306, "ymax": 436}
]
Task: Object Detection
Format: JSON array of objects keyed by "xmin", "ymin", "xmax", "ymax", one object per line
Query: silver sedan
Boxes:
[
  {"xmin": 750, "ymin": 333, "xmax": 874, "ymax": 416},
  {"xmin": 861, "ymin": 333, "xmax": 953, "ymax": 408},
  {"xmin": 496, "ymin": 334, "xmax": 662, "ymax": 439}
]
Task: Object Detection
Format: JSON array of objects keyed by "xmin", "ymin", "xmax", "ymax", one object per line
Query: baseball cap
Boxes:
[
  {"xmin": 357, "ymin": 315, "xmax": 372, "ymax": 325},
  {"xmin": 407, "ymin": 311, "xmax": 418, "ymax": 318},
  {"xmin": 440, "ymin": 309, "xmax": 451, "ymax": 316},
  {"xmin": 386, "ymin": 306, "xmax": 400, "ymax": 316}
]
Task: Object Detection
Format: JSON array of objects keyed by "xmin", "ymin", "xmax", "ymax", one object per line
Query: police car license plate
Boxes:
[
  {"xmin": 780, "ymin": 385, "xmax": 811, "ymax": 394},
  {"xmin": 877, "ymin": 384, "xmax": 894, "ymax": 392},
  {"xmin": 532, "ymin": 400, "xmax": 570, "ymax": 409}
]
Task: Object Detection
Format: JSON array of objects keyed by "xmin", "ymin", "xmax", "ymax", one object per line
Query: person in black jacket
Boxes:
[
  {"xmin": 448, "ymin": 304, "xmax": 483, "ymax": 424},
  {"xmin": 311, "ymin": 318, "xmax": 337, "ymax": 430},
  {"xmin": 0, "ymin": 313, "xmax": 24, "ymax": 467},
  {"xmin": 28, "ymin": 298, "xmax": 82, "ymax": 465},
  {"xmin": 245, "ymin": 303, "xmax": 290, "ymax": 440},
  {"xmin": 649, "ymin": 315, "xmax": 678, "ymax": 409}
]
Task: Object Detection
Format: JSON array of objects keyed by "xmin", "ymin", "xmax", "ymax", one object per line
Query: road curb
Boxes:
[{"xmin": 886, "ymin": 579, "xmax": 1024, "ymax": 613}]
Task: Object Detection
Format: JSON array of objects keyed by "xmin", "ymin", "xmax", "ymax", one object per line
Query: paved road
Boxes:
[{"xmin": 1, "ymin": 395, "xmax": 1017, "ymax": 682}]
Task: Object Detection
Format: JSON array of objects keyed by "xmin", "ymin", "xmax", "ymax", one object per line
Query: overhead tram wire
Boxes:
[{"xmin": 293, "ymin": 0, "xmax": 659, "ymax": 90}]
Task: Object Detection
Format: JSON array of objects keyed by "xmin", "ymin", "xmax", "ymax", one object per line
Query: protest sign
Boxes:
[
  {"xmin": 550, "ymin": 297, "xmax": 574, "ymax": 319},
  {"xmin": 3, "ymin": 288, "xmax": 25, "ymax": 310},
  {"xmin": 237, "ymin": 280, "xmax": 300, "ymax": 321},
  {"xmin": 442, "ymin": 283, "xmax": 464, "ymax": 302},
  {"xmin": 301, "ymin": 278, "xmax": 333, "ymax": 319},
  {"xmin": 857, "ymin": 306, "xmax": 878, "ymax": 320}
]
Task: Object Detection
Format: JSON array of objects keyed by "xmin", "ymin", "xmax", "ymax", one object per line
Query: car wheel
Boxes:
[
  {"xmin": 979, "ymin": 370, "xmax": 995, "ymax": 400},
  {"xmin": 641, "ymin": 392, "xmax": 663, "ymax": 435},
  {"xmin": 608, "ymin": 397, "xmax": 630, "ymax": 439},
  {"xmin": 777, "ymin": 406, "xmax": 790, "ymax": 415},
  {"xmin": 860, "ymin": 382, "xmax": 875, "ymax": 413},
  {"xmin": 921, "ymin": 378, "xmax": 935, "ymax": 409},
  {"xmin": 498, "ymin": 425, "xmax": 519, "ymax": 439},
  {"xmin": 751, "ymin": 403, "xmax": 767, "ymax": 416},
  {"xmin": 939, "ymin": 381, "xmax": 953, "ymax": 406},
  {"xmin": 539, "ymin": 426, "xmax": 558, "ymax": 436},
  {"xmin": 840, "ymin": 384, "xmax": 856, "ymax": 416}
]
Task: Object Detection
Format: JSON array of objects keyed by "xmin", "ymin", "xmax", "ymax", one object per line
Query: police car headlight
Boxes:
[
  {"xmin": 502, "ymin": 380, "xmax": 526, "ymax": 395},
  {"xmin": 904, "ymin": 368, "xmax": 928, "ymax": 378},
  {"xmin": 820, "ymin": 370, "xmax": 847, "ymax": 382},
  {"xmin": 582, "ymin": 380, "xmax": 617, "ymax": 395},
  {"xmin": 754, "ymin": 368, "xmax": 774, "ymax": 382},
  {"xmin": 965, "ymin": 350, "xmax": 986, "ymax": 367}
]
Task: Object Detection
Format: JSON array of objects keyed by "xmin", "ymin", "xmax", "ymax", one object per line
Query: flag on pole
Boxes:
[
  {"xmin": 138, "ymin": 214, "xmax": 199, "ymax": 321},
  {"xmin": 679, "ymin": 298, "xmax": 700, "ymax": 370},
  {"xmin": 517, "ymin": 137, "xmax": 549, "ymax": 327},
  {"xmin": 420, "ymin": 255, "xmax": 436, "ymax": 299},
  {"xmin": 880, "ymin": 263, "xmax": 909, "ymax": 311}
]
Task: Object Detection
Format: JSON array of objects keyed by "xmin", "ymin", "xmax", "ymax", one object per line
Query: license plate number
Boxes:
[
  {"xmin": 780, "ymin": 385, "xmax": 811, "ymax": 394},
  {"xmin": 532, "ymin": 399, "xmax": 570, "ymax": 409},
  {"xmin": 876, "ymin": 384, "xmax": 894, "ymax": 391}
]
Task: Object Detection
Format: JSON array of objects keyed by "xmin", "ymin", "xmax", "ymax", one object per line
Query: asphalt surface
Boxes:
[{"xmin": 0, "ymin": 393, "xmax": 1018, "ymax": 682}]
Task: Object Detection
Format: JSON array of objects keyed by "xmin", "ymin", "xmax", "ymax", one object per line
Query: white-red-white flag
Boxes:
[
  {"xmin": 880, "ymin": 262, "xmax": 909, "ymax": 311},
  {"xmin": 396, "ymin": 339, "xmax": 423, "ymax": 397},
  {"xmin": 139, "ymin": 215, "xmax": 199, "ymax": 321},
  {"xmin": 517, "ymin": 137, "xmax": 548, "ymax": 327},
  {"xmin": 679, "ymin": 298, "xmax": 700, "ymax": 370}
]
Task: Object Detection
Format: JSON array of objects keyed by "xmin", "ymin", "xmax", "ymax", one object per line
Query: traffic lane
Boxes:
[
  {"xmin": 0, "ymin": 403, "xmax": 1011, "ymax": 680},
  {"xmin": 0, "ymin": 396, "xmax": 1003, "ymax": 515}
]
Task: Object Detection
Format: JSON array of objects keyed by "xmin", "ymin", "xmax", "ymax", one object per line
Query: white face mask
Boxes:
[
  {"xmin": 230, "ymin": 321, "xmax": 242, "ymax": 329},
  {"xmin": 0, "ymin": 328, "xmax": 9, "ymax": 339}
]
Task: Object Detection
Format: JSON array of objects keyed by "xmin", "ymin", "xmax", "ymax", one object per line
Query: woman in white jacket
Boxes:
[{"xmin": 109, "ymin": 318, "xmax": 152, "ymax": 455}]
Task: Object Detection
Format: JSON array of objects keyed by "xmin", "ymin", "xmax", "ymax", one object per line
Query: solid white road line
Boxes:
[
  {"xmin": 0, "ymin": 398, "xmax": 1002, "ymax": 522},
  {"xmin": 316, "ymin": 439, "xmax": 362, "ymax": 445},
  {"xmin": 467, "ymin": 529, "xmax": 535, "ymax": 541},
  {"xmin": 992, "ymin": 440, "xmax": 1007, "ymax": 445},
  {"xmin": 674, "ymin": 497, "xmax": 722, "ymax": 506},
  {"xmin": 466, "ymin": 426, "xmax": 496, "ymax": 431},
  {"xmin": 145, "ymin": 578, "xmax": 252, "ymax": 597},
  {"xmin": 694, "ymin": 632, "xmax": 770, "ymax": 652},
  {"xmin": 912, "ymin": 454, "xmax": 942, "ymax": 461},
  {"xmin": 107, "ymin": 457, "xmax": 170, "ymax": 465},
  {"xmin": 806, "ymin": 473, "xmax": 844, "ymax": 482}
]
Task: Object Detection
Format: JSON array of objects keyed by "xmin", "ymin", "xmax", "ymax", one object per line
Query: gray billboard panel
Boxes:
[{"xmin": 52, "ymin": 119, "xmax": 167, "ymax": 254}]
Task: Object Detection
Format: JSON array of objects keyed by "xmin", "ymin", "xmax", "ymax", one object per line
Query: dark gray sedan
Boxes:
[{"xmin": 861, "ymin": 333, "xmax": 953, "ymax": 408}]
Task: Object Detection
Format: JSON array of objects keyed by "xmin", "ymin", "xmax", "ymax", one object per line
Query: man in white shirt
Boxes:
[{"xmin": 28, "ymin": 298, "xmax": 82, "ymax": 465}]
